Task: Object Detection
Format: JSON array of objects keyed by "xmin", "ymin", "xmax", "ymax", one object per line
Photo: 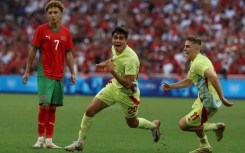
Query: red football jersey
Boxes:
[{"xmin": 32, "ymin": 23, "xmax": 74, "ymax": 80}]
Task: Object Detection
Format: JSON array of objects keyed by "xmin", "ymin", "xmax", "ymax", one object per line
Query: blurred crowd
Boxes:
[{"xmin": 0, "ymin": 0, "xmax": 245, "ymax": 78}]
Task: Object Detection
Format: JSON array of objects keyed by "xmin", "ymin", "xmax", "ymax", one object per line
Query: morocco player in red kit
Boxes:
[{"xmin": 22, "ymin": 0, "xmax": 76, "ymax": 149}]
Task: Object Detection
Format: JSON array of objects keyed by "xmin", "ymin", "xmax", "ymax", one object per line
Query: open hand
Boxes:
[
  {"xmin": 162, "ymin": 82, "xmax": 171, "ymax": 92},
  {"xmin": 221, "ymin": 97, "xmax": 234, "ymax": 107}
]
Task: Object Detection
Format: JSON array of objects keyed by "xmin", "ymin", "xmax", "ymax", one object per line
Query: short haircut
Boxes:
[
  {"xmin": 112, "ymin": 27, "xmax": 128, "ymax": 39},
  {"xmin": 45, "ymin": 0, "xmax": 64, "ymax": 13},
  {"xmin": 186, "ymin": 35, "xmax": 201, "ymax": 46}
]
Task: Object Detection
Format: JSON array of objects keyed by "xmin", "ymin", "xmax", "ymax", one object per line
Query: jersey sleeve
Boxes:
[
  {"xmin": 32, "ymin": 26, "xmax": 42, "ymax": 48},
  {"xmin": 193, "ymin": 62, "xmax": 209, "ymax": 77},
  {"xmin": 187, "ymin": 61, "xmax": 209, "ymax": 80}
]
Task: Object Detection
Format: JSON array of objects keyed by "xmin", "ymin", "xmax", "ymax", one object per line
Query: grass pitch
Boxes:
[{"xmin": 0, "ymin": 94, "xmax": 244, "ymax": 153}]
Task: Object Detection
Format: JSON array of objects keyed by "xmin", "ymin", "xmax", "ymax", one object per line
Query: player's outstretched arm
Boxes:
[
  {"xmin": 162, "ymin": 82, "xmax": 171, "ymax": 91},
  {"xmin": 162, "ymin": 79, "xmax": 192, "ymax": 92},
  {"xmin": 204, "ymin": 68, "xmax": 234, "ymax": 107}
]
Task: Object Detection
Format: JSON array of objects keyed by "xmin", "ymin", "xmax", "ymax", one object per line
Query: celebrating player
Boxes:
[
  {"xmin": 162, "ymin": 35, "xmax": 233, "ymax": 153},
  {"xmin": 22, "ymin": 0, "xmax": 76, "ymax": 149},
  {"xmin": 64, "ymin": 26, "xmax": 160, "ymax": 152}
]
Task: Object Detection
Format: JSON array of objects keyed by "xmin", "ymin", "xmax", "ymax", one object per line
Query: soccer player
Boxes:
[
  {"xmin": 22, "ymin": 0, "xmax": 76, "ymax": 149},
  {"xmin": 162, "ymin": 35, "xmax": 234, "ymax": 153},
  {"xmin": 64, "ymin": 26, "xmax": 160, "ymax": 152}
]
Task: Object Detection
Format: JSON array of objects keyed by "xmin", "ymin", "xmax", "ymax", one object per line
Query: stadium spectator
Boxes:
[{"xmin": 0, "ymin": 0, "xmax": 245, "ymax": 77}]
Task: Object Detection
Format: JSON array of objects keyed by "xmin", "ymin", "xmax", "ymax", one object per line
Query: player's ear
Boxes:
[
  {"xmin": 60, "ymin": 13, "xmax": 63, "ymax": 20},
  {"xmin": 194, "ymin": 44, "xmax": 200, "ymax": 53},
  {"xmin": 60, "ymin": 10, "xmax": 63, "ymax": 17}
]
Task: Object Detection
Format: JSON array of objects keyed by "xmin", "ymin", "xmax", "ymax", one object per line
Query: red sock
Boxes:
[
  {"xmin": 38, "ymin": 106, "xmax": 49, "ymax": 137},
  {"xmin": 46, "ymin": 108, "xmax": 56, "ymax": 138}
]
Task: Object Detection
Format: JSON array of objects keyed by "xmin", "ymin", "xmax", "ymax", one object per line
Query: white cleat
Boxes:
[
  {"xmin": 151, "ymin": 120, "xmax": 161, "ymax": 143},
  {"xmin": 45, "ymin": 142, "xmax": 62, "ymax": 149},
  {"xmin": 64, "ymin": 141, "xmax": 84, "ymax": 152},
  {"xmin": 45, "ymin": 138, "xmax": 62, "ymax": 149},
  {"xmin": 33, "ymin": 137, "xmax": 45, "ymax": 149}
]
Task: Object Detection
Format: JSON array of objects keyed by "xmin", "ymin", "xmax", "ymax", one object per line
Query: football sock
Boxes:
[
  {"xmin": 38, "ymin": 106, "xmax": 49, "ymax": 137},
  {"xmin": 46, "ymin": 108, "xmax": 56, "ymax": 138},
  {"xmin": 79, "ymin": 114, "xmax": 93, "ymax": 140},
  {"xmin": 198, "ymin": 135, "xmax": 210, "ymax": 147},
  {"xmin": 137, "ymin": 118, "xmax": 155, "ymax": 130},
  {"xmin": 203, "ymin": 123, "xmax": 217, "ymax": 131},
  {"xmin": 37, "ymin": 136, "xmax": 44, "ymax": 142},
  {"xmin": 46, "ymin": 138, "xmax": 52, "ymax": 144}
]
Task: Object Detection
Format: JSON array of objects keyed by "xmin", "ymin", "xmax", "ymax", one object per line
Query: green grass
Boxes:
[{"xmin": 0, "ymin": 94, "xmax": 244, "ymax": 153}]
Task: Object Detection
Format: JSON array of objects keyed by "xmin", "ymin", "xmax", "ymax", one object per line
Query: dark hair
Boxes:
[
  {"xmin": 45, "ymin": 0, "xmax": 64, "ymax": 13},
  {"xmin": 186, "ymin": 35, "xmax": 201, "ymax": 46},
  {"xmin": 112, "ymin": 27, "xmax": 128, "ymax": 39}
]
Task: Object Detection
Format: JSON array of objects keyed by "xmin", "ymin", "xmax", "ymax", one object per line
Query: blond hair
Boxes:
[{"xmin": 45, "ymin": 0, "xmax": 64, "ymax": 13}]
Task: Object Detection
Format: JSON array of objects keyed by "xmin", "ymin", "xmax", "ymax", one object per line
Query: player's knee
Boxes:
[
  {"xmin": 179, "ymin": 124, "xmax": 188, "ymax": 131},
  {"xmin": 126, "ymin": 118, "xmax": 138, "ymax": 128},
  {"xmin": 178, "ymin": 120, "xmax": 188, "ymax": 131},
  {"xmin": 127, "ymin": 122, "xmax": 138, "ymax": 128},
  {"xmin": 85, "ymin": 109, "xmax": 96, "ymax": 117}
]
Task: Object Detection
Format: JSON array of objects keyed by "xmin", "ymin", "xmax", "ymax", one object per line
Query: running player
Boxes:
[
  {"xmin": 64, "ymin": 26, "xmax": 160, "ymax": 152},
  {"xmin": 162, "ymin": 35, "xmax": 233, "ymax": 153}
]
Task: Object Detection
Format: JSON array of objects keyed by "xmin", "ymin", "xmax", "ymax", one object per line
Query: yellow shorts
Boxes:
[
  {"xmin": 95, "ymin": 82, "xmax": 140, "ymax": 118},
  {"xmin": 185, "ymin": 98, "xmax": 218, "ymax": 126}
]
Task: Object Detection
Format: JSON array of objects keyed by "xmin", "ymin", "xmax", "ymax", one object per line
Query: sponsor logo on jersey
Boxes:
[{"xmin": 45, "ymin": 35, "xmax": 51, "ymax": 39}]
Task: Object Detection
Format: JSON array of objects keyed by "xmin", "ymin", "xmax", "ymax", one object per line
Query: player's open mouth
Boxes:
[
  {"xmin": 185, "ymin": 52, "xmax": 189, "ymax": 58},
  {"xmin": 115, "ymin": 44, "xmax": 121, "ymax": 47},
  {"xmin": 114, "ymin": 44, "xmax": 122, "ymax": 51}
]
